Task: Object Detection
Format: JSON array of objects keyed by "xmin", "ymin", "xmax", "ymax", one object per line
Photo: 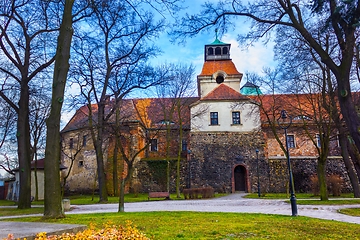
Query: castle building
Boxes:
[{"xmin": 60, "ymin": 38, "xmax": 351, "ymax": 195}]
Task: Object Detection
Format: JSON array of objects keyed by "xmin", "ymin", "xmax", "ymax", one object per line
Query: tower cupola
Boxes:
[{"xmin": 204, "ymin": 30, "xmax": 231, "ymax": 61}]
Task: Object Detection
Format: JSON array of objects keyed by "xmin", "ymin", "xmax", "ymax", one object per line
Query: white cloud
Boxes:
[{"xmin": 224, "ymin": 37, "xmax": 276, "ymax": 75}]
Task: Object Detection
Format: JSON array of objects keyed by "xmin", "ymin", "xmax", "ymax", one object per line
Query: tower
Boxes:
[
  {"xmin": 197, "ymin": 35, "xmax": 243, "ymax": 98},
  {"xmin": 189, "ymin": 36, "xmax": 264, "ymax": 193}
]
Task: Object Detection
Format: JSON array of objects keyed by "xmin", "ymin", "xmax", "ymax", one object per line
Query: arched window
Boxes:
[
  {"xmin": 208, "ymin": 47, "xmax": 214, "ymax": 55},
  {"xmin": 215, "ymin": 47, "xmax": 221, "ymax": 55},
  {"xmin": 223, "ymin": 47, "xmax": 228, "ymax": 54}
]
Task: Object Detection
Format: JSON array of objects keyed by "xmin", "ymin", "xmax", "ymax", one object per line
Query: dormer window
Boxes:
[{"xmin": 157, "ymin": 120, "xmax": 175, "ymax": 125}]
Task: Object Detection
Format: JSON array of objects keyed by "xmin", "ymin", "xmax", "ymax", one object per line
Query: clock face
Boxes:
[{"xmin": 216, "ymin": 75, "xmax": 224, "ymax": 84}]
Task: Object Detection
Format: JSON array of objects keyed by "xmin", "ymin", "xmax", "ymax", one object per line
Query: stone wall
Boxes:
[
  {"xmin": 136, "ymin": 159, "xmax": 188, "ymax": 193},
  {"xmin": 188, "ymin": 130, "xmax": 267, "ymax": 193},
  {"xmin": 267, "ymin": 157, "xmax": 352, "ymax": 194}
]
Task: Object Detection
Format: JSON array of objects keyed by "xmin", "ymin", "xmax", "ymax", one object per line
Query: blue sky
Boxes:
[
  {"xmin": 149, "ymin": 0, "xmax": 276, "ymax": 86},
  {"xmin": 61, "ymin": 1, "xmax": 276, "ymax": 125}
]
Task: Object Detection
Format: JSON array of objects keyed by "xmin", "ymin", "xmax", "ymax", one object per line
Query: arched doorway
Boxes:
[{"xmin": 234, "ymin": 165, "xmax": 246, "ymax": 192}]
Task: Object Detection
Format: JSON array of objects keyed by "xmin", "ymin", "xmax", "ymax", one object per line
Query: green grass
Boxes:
[
  {"xmin": 246, "ymin": 193, "xmax": 360, "ymax": 205},
  {"xmin": 61, "ymin": 193, "xmax": 228, "ymax": 205},
  {"xmin": 6, "ymin": 212, "xmax": 360, "ymax": 239},
  {"xmin": 65, "ymin": 193, "xmax": 150, "ymax": 205},
  {"xmin": 245, "ymin": 192, "xmax": 355, "ymax": 199},
  {"xmin": 0, "ymin": 200, "xmax": 17, "ymax": 206},
  {"xmin": 338, "ymin": 208, "xmax": 360, "ymax": 217},
  {"xmin": 0, "ymin": 207, "xmax": 44, "ymax": 216},
  {"xmin": 296, "ymin": 199, "xmax": 360, "ymax": 205}
]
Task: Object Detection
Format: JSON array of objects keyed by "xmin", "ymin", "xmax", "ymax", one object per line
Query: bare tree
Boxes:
[
  {"xmin": 60, "ymin": 132, "xmax": 85, "ymax": 196},
  {"xmin": 0, "ymin": 97, "xmax": 17, "ymax": 175},
  {"xmin": 155, "ymin": 63, "xmax": 196, "ymax": 197},
  {"xmin": 0, "ymin": 0, "xmax": 61, "ymax": 209},
  {"xmin": 274, "ymin": 26, "xmax": 360, "ymax": 198},
  {"xmin": 29, "ymin": 89, "xmax": 51, "ymax": 201},
  {"xmin": 70, "ymin": 0, "xmax": 170, "ymax": 202}
]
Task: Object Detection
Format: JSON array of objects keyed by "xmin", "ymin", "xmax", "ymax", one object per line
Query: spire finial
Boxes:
[{"xmin": 215, "ymin": 28, "xmax": 218, "ymax": 40}]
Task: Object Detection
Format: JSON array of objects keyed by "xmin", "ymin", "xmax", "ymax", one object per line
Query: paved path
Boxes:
[{"xmin": 1, "ymin": 194, "xmax": 360, "ymax": 239}]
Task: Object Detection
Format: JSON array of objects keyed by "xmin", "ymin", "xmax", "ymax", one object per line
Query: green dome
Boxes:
[
  {"xmin": 240, "ymin": 82, "xmax": 263, "ymax": 95},
  {"xmin": 209, "ymin": 38, "xmax": 227, "ymax": 45}
]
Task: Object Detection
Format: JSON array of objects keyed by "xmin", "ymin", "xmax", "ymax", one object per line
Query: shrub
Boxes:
[
  {"xmin": 182, "ymin": 187, "xmax": 214, "ymax": 199},
  {"xmin": 310, "ymin": 174, "xmax": 344, "ymax": 197},
  {"xmin": 310, "ymin": 175, "xmax": 319, "ymax": 196},
  {"xmin": 132, "ymin": 180, "xmax": 142, "ymax": 198},
  {"xmin": 5, "ymin": 221, "xmax": 149, "ymax": 240},
  {"xmin": 182, "ymin": 188, "xmax": 190, "ymax": 199},
  {"xmin": 327, "ymin": 174, "xmax": 343, "ymax": 197}
]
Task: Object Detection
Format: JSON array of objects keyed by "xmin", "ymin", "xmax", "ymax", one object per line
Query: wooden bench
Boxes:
[{"xmin": 148, "ymin": 192, "xmax": 170, "ymax": 200}]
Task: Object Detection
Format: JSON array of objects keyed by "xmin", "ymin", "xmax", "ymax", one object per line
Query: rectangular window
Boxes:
[
  {"xmin": 78, "ymin": 160, "xmax": 84, "ymax": 167},
  {"xmin": 232, "ymin": 111, "xmax": 241, "ymax": 124},
  {"xmin": 287, "ymin": 135, "xmax": 295, "ymax": 148},
  {"xmin": 182, "ymin": 139, "xmax": 187, "ymax": 151},
  {"xmin": 210, "ymin": 112, "xmax": 218, "ymax": 125},
  {"xmin": 83, "ymin": 135, "xmax": 87, "ymax": 147},
  {"xmin": 69, "ymin": 138, "xmax": 74, "ymax": 149},
  {"xmin": 150, "ymin": 139, "xmax": 158, "ymax": 152},
  {"xmin": 316, "ymin": 134, "xmax": 321, "ymax": 147}
]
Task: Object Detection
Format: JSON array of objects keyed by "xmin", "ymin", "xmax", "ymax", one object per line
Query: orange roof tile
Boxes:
[
  {"xmin": 249, "ymin": 93, "xmax": 332, "ymax": 124},
  {"xmin": 61, "ymin": 97, "xmax": 199, "ymax": 133},
  {"xmin": 201, "ymin": 83, "xmax": 249, "ymax": 101},
  {"xmin": 199, "ymin": 60, "xmax": 241, "ymax": 76}
]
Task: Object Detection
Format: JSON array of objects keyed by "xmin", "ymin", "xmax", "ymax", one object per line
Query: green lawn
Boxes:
[
  {"xmin": 245, "ymin": 192, "xmax": 355, "ymax": 199},
  {"xmin": 245, "ymin": 193, "xmax": 360, "ymax": 205},
  {"xmin": 338, "ymin": 208, "xmax": 360, "ymax": 217},
  {"xmin": 0, "ymin": 207, "xmax": 43, "ymax": 216},
  {"xmin": 6, "ymin": 212, "xmax": 360, "ymax": 239}
]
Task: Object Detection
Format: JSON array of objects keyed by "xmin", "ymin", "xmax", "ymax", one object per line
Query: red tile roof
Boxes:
[
  {"xmin": 201, "ymin": 84, "xmax": 250, "ymax": 101},
  {"xmin": 199, "ymin": 60, "xmax": 241, "ymax": 76},
  {"xmin": 61, "ymin": 97, "xmax": 199, "ymax": 133}
]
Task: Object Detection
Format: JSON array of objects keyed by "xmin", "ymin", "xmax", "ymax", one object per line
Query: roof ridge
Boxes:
[{"xmin": 201, "ymin": 83, "xmax": 249, "ymax": 101}]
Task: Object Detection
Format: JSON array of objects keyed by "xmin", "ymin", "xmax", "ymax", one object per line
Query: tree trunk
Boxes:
[
  {"xmin": 118, "ymin": 179, "xmax": 125, "ymax": 212},
  {"xmin": 317, "ymin": 158, "xmax": 328, "ymax": 201},
  {"xmin": 94, "ymin": 103, "xmax": 108, "ymax": 203},
  {"xmin": 17, "ymin": 82, "xmax": 32, "ymax": 209},
  {"xmin": 113, "ymin": 141, "xmax": 119, "ymax": 196},
  {"xmin": 34, "ymin": 154, "xmax": 39, "ymax": 201},
  {"xmin": 344, "ymin": 138, "xmax": 360, "ymax": 198},
  {"xmin": 336, "ymin": 70, "xmax": 360, "ymax": 158},
  {"xmin": 44, "ymin": 0, "xmax": 74, "ymax": 218},
  {"xmin": 117, "ymin": 144, "xmax": 125, "ymax": 212},
  {"xmin": 176, "ymin": 101, "xmax": 182, "ymax": 198},
  {"xmin": 348, "ymin": 140, "xmax": 360, "ymax": 181}
]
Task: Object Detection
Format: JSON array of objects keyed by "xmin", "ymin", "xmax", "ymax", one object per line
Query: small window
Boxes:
[
  {"xmin": 316, "ymin": 134, "xmax": 321, "ymax": 147},
  {"xmin": 150, "ymin": 139, "xmax": 158, "ymax": 151},
  {"xmin": 158, "ymin": 120, "xmax": 175, "ymax": 125},
  {"xmin": 69, "ymin": 138, "xmax": 74, "ymax": 149},
  {"xmin": 78, "ymin": 160, "xmax": 84, "ymax": 167},
  {"xmin": 210, "ymin": 112, "xmax": 218, "ymax": 125},
  {"xmin": 208, "ymin": 47, "xmax": 214, "ymax": 55},
  {"xmin": 223, "ymin": 47, "xmax": 228, "ymax": 54},
  {"xmin": 216, "ymin": 75, "xmax": 224, "ymax": 84},
  {"xmin": 287, "ymin": 135, "xmax": 295, "ymax": 148},
  {"xmin": 215, "ymin": 47, "xmax": 221, "ymax": 55},
  {"xmin": 182, "ymin": 139, "xmax": 187, "ymax": 151},
  {"xmin": 232, "ymin": 111, "xmax": 241, "ymax": 125},
  {"xmin": 83, "ymin": 135, "xmax": 87, "ymax": 147}
]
